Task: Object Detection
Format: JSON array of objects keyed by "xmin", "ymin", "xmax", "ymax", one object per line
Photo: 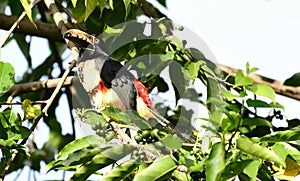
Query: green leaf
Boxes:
[
  {"xmin": 258, "ymin": 130, "xmax": 300, "ymax": 143},
  {"xmin": 0, "ymin": 139, "xmax": 21, "ymax": 149},
  {"xmin": 183, "ymin": 61, "xmax": 203, "ymax": 81},
  {"xmin": 221, "ymin": 111, "xmax": 240, "ymax": 133},
  {"xmin": 234, "ymin": 70, "xmax": 254, "ymax": 87},
  {"xmin": 85, "ymin": 0, "xmax": 98, "ymax": 21},
  {"xmin": 241, "ymin": 118, "xmax": 272, "ymax": 128},
  {"xmin": 246, "ymin": 62, "xmax": 259, "ymax": 74},
  {"xmin": 22, "ymin": 99, "xmax": 41, "ymax": 119},
  {"xmin": 70, "ymin": 0, "xmax": 86, "ymax": 22},
  {"xmin": 20, "ymin": 0, "xmax": 35, "ymax": 25},
  {"xmin": 101, "ymin": 107, "xmax": 151, "ymax": 129},
  {"xmin": 0, "ymin": 108, "xmax": 21, "ymax": 127},
  {"xmin": 71, "ymin": 0, "xmax": 77, "ymax": 7},
  {"xmin": 246, "ymin": 84, "xmax": 276, "ymax": 103},
  {"xmin": 8, "ymin": 125, "xmax": 31, "ymax": 140},
  {"xmin": 123, "ymin": 0, "xmax": 131, "ymax": 18},
  {"xmin": 0, "ymin": 62, "xmax": 15, "ymax": 97},
  {"xmin": 236, "ymin": 136, "xmax": 285, "ymax": 166},
  {"xmin": 101, "ymin": 160, "xmax": 139, "ymax": 181},
  {"xmin": 71, "ymin": 145, "xmax": 133, "ymax": 180},
  {"xmin": 220, "ymin": 160, "xmax": 253, "ymax": 180},
  {"xmin": 246, "ymin": 99, "xmax": 284, "ymax": 109},
  {"xmin": 166, "ymin": 35, "xmax": 184, "ymax": 50},
  {"xmin": 243, "ymin": 160, "xmax": 261, "ymax": 181},
  {"xmin": 56, "ymin": 135, "xmax": 105, "ymax": 161},
  {"xmin": 272, "ymin": 143, "xmax": 300, "ymax": 163},
  {"xmin": 133, "ymin": 155, "xmax": 177, "ymax": 181},
  {"xmin": 160, "ymin": 135, "xmax": 183, "ymax": 149},
  {"xmin": 284, "ymin": 72, "xmax": 300, "ymax": 87},
  {"xmin": 109, "ymin": 0, "xmax": 113, "ymax": 10},
  {"xmin": 77, "ymin": 110, "xmax": 107, "ymax": 126},
  {"xmin": 206, "ymin": 142, "xmax": 225, "ymax": 181}
]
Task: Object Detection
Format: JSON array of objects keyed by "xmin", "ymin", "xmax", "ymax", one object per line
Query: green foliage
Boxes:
[
  {"xmin": 1, "ymin": 0, "xmax": 300, "ymax": 180},
  {"xmin": 133, "ymin": 156, "xmax": 177, "ymax": 181},
  {"xmin": 0, "ymin": 62, "xmax": 15, "ymax": 97},
  {"xmin": 284, "ymin": 72, "xmax": 300, "ymax": 87}
]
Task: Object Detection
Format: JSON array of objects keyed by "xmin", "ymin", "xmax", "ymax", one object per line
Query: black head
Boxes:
[{"xmin": 64, "ymin": 29, "xmax": 109, "ymax": 60}]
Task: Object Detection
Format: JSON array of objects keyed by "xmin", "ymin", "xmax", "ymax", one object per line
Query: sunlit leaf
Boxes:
[
  {"xmin": 22, "ymin": 99, "xmax": 41, "ymax": 119},
  {"xmin": 109, "ymin": 0, "xmax": 113, "ymax": 10},
  {"xmin": 71, "ymin": 0, "xmax": 77, "ymax": 7},
  {"xmin": 123, "ymin": 0, "xmax": 131, "ymax": 18},
  {"xmin": 246, "ymin": 84, "xmax": 276, "ymax": 103},
  {"xmin": 8, "ymin": 125, "xmax": 31, "ymax": 140},
  {"xmin": 20, "ymin": 0, "xmax": 35, "ymax": 25},
  {"xmin": 0, "ymin": 139, "xmax": 20, "ymax": 148},
  {"xmin": 244, "ymin": 160, "xmax": 261, "ymax": 181},
  {"xmin": 206, "ymin": 142, "xmax": 225, "ymax": 181},
  {"xmin": 101, "ymin": 160, "xmax": 139, "ymax": 181},
  {"xmin": 166, "ymin": 35, "xmax": 184, "ymax": 50},
  {"xmin": 0, "ymin": 108, "xmax": 21, "ymax": 127},
  {"xmin": 234, "ymin": 70, "xmax": 254, "ymax": 87},
  {"xmin": 183, "ymin": 61, "xmax": 203, "ymax": 81},
  {"xmin": 0, "ymin": 62, "xmax": 15, "ymax": 97},
  {"xmin": 237, "ymin": 136, "xmax": 285, "ymax": 166},
  {"xmin": 246, "ymin": 62, "xmax": 259, "ymax": 74},
  {"xmin": 56, "ymin": 135, "xmax": 105, "ymax": 161},
  {"xmin": 133, "ymin": 155, "xmax": 177, "ymax": 181}
]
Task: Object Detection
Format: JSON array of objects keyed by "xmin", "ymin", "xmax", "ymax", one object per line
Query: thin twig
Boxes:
[
  {"xmin": 0, "ymin": 100, "xmax": 47, "ymax": 106},
  {"xmin": 0, "ymin": 0, "xmax": 42, "ymax": 47}
]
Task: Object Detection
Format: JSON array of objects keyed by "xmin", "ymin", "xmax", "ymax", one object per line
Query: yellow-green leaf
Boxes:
[
  {"xmin": 20, "ymin": 0, "xmax": 35, "ymax": 25},
  {"xmin": 22, "ymin": 99, "xmax": 42, "ymax": 119},
  {"xmin": 246, "ymin": 84, "xmax": 276, "ymax": 103},
  {"xmin": 71, "ymin": 0, "xmax": 77, "ymax": 7},
  {"xmin": 237, "ymin": 136, "xmax": 285, "ymax": 166}
]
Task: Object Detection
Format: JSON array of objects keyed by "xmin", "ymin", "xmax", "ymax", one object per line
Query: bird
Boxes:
[{"xmin": 63, "ymin": 29, "xmax": 195, "ymax": 143}]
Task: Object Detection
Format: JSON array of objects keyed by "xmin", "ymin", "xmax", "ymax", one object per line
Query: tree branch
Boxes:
[
  {"xmin": 218, "ymin": 64, "xmax": 300, "ymax": 101},
  {"xmin": 0, "ymin": 13, "xmax": 64, "ymax": 45},
  {"xmin": 7, "ymin": 76, "xmax": 74, "ymax": 98}
]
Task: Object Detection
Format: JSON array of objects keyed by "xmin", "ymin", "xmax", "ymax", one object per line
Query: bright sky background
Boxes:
[{"xmin": 2, "ymin": 0, "xmax": 300, "ymax": 180}]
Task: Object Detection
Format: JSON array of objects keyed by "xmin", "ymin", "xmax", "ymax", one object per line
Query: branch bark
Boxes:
[
  {"xmin": 218, "ymin": 64, "xmax": 300, "ymax": 101},
  {"xmin": 7, "ymin": 76, "xmax": 74, "ymax": 98},
  {"xmin": 0, "ymin": 13, "xmax": 64, "ymax": 43}
]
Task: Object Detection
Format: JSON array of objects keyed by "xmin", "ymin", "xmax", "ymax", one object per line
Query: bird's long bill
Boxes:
[{"xmin": 63, "ymin": 29, "xmax": 99, "ymax": 50}]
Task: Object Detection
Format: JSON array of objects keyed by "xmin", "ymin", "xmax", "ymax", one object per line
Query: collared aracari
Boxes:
[{"xmin": 64, "ymin": 29, "xmax": 195, "ymax": 143}]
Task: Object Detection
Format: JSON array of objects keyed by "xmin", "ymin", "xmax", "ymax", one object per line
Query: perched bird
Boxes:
[{"xmin": 64, "ymin": 29, "xmax": 195, "ymax": 143}]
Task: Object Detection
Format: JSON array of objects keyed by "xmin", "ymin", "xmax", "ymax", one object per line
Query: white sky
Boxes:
[{"xmin": 2, "ymin": 0, "xmax": 300, "ymax": 180}]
